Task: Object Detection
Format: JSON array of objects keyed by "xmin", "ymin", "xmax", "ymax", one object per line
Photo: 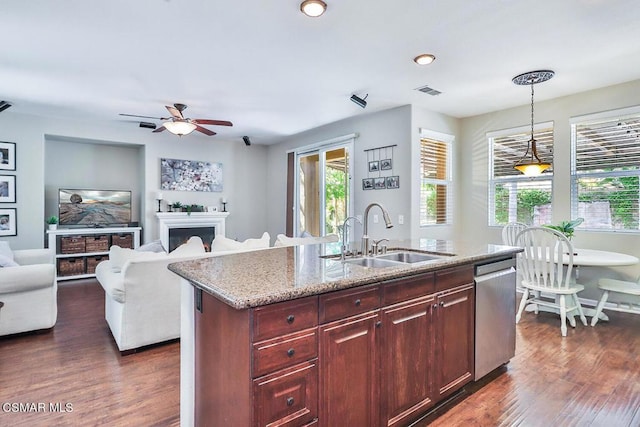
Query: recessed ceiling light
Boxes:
[
  {"xmin": 414, "ymin": 54, "xmax": 436, "ymax": 65},
  {"xmin": 300, "ymin": 0, "xmax": 327, "ymax": 17}
]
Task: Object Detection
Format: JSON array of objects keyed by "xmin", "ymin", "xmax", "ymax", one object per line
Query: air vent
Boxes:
[
  {"xmin": 415, "ymin": 85, "xmax": 442, "ymax": 96},
  {"xmin": 0, "ymin": 100, "xmax": 12, "ymax": 113}
]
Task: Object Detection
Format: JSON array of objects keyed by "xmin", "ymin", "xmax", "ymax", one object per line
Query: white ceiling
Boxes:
[{"xmin": 2, "ymin": 0, "xmax": 640, "ymax": 144}]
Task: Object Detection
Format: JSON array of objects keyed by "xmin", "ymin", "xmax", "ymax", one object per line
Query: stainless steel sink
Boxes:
[
  {"xmin": 342, "ymin": 257, "xmax": 403, "ymax": 268},
  {"xmin": 376, "ymin": 251, "xmax": 447, "ymax": 264}
]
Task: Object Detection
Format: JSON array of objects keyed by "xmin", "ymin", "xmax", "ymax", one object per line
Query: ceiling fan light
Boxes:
[
  {"xmin": 164, "ymin": 121, "xmax": 196, "ymax": 136},
  {"xmin": 414, "ymin": 54, "xmax": 436, "ymax": 65},
  {"xmin": 300, "ymin": 0, "xmax": 327, "ymax": 17}
]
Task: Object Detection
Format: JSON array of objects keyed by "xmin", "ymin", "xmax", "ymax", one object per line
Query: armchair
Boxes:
[{"xmin": 0, "ymin": 248, "xmax": 57, "ymax": 336}]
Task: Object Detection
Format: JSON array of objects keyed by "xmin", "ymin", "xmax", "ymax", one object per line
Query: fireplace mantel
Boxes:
[{"xmin": 156, "ymin": 212, "xmax": 229, "ymax": 251}]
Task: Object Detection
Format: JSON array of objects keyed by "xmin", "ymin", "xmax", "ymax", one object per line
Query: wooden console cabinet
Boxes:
[
  {"xmin": 47, "ymin": 227, "xmax": 141, "ymax": 281},
  {"xmin": 193, "ymin": 264, "xmax": 474, "ymax": 426}
]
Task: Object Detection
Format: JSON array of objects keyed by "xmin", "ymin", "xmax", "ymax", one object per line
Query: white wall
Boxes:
[
  {"xmin": 266, "ymin": 105, "xmax": 461, "ymax": 243},
  {"xmin": 0, "ymin": 111, "xmax": 268, "ymax": 249},
  {"xmin": 459, "ymin": 79, "xmax": 640, "ymax": 297}
]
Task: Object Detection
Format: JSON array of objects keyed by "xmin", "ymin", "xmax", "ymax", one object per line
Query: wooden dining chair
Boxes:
[
  {"xmin": 515, "ymin": 227, "xmax": 588, "ymax": 337},
  {"xmin": 591, "ymin": 278, "xmax": 640, "ymax": 326},
  {"xmin": 501, "ymin": 222, "xmax": 528, "ymax": 246}
]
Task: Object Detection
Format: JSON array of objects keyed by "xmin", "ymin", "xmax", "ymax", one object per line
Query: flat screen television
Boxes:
[{"xmin": 58, "ymin": 189, "xmax": 131, "ymax": 227}]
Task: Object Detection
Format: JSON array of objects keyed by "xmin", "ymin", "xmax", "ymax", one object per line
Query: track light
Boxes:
[
  {"xmin": 350, "ymin": 94, "xmax": 368, "ymax": 108},
  {"xmin": 0, "ymin": 101, "xmax": 12, "ymax": 113},
  {"xmin": 139, "ymin": 121, "xmax": 157, "ymax": 129},
  {"xmin": 243, "ymin": 136, "xmax": 251, "ymax": 146}
]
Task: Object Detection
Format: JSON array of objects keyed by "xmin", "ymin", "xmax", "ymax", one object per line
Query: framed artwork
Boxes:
[
  {"xmin": 0, "ymin": 175, "xmax": 16, "ymax": 203},
  {"xmin": 386, "ymin": 175, "xmax": 400, "ymax": 189},
  {"xmin": 368, "ymin": 161, "xmax": 379, "ymax": 172},
  {"xmin": 362, "ymin": 178, "xmax": 374, "ymax": 190},
  {"xmin": 380, "ymin": 159, "xmax": 392, "ymax": 170},
  {"xmin": 161, "ymin": 158, "xmax": 223, "ymax": 192},
  {"xmin": 0, "ymin": 208, "xmax": 16, "ymax": 236},
  {"xmin": 373, "ymin": 177, "xmax": 386, "ymax": 189},
  {"xmin": 0, "ymin": 142, "xmax": 16, "ymax": 171}
]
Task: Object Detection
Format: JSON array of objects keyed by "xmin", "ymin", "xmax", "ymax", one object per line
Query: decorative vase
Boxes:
[{"xmin": 48, "ymin": 224, "xmax": 57, "ymax": 231}]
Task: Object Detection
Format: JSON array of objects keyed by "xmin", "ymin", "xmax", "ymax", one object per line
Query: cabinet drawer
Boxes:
[
  {"xmin": 382, "ymin": 272, "xmax": 435, "ymax": 305},
  {"xmin": 253, "ymin": 360, "xmax": 318, "ymax": 427},
  {"xmin": 319, "ymin": 285, "xmax": 380, "ymax": 323},
  {"xmin": 253, "ymin": 328, "xmax": 318, "ymax": 378},
  {"xmin": 435, "ymin": 265, "xmax": 474, "ymax": 292},
  {"xmin": 253, "ymin": 296, "xmax": 318, "ymax": 342}
]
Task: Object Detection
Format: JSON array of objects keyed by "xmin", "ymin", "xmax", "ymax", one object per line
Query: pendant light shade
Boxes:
[{"xmin": 512, "ymin": 70, "xmax": 554, "ymax": 176}]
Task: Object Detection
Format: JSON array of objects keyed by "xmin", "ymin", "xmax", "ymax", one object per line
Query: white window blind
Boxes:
[
  {"xmin": 420, "ymin": 137, "xmax": 452, "ymax": 226},
  {"xmin": 489, "ymin": 126, "xmax": 554, "ymax": 226},
  {"xmin": 571, "ymin": 111, "xmax": 640, "ymax": 231}
]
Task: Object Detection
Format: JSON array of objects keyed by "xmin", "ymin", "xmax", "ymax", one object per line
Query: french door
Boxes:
[{"xmin": 293, "ymin": 139, "xmax": 354, "ymax": 240}]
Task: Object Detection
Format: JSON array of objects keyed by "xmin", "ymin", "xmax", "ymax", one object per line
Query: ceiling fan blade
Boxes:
[
  {"xmin": 152, "ymin": 126, "xmax": 167, "ymax": 133},
  {"xmin": 119, "ymin": 113, "xmax": 163, "ymax": 120},
  {"xmin": 192, "ymin": 119, "xmax": 233, "ymax": 127},
  {"xmin": 195, "ymin": 125, "xmax": 216, "ymax": 136},
  {"xmin": 165, "ymin": 105, "xmax": 184, "ymax": 119}
]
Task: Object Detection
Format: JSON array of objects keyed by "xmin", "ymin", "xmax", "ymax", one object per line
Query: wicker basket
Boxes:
[
  {"xmin": 111, "ymin": 234, "xmax": 133, "ymax": 249},
  {"xmin": 86, "ymin": 255, "xmax": 107, "ymax": 275},
  {"xmin": 58, "ymin": 257, "xmax": 86, "ymax": 276},
  {"xmin": 60, "ymin": 236, "xmax": 86, "ymax": 254},
  {"xmin": 85, "ymin": 235, "xmax": 109, "ymax": 253}
]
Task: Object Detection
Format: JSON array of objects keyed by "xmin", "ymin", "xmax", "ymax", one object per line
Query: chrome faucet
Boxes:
[
  {"xmin": 361, "ymin": 203, "xmax": 393, "ymax": 256},
  {"xmin": 341, "ymin": 216, "xmax": 362, "ymax": 260}
]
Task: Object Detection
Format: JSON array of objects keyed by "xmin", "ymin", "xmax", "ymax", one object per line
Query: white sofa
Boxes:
[{"xmin": 0, "ymin": 248, "xmax": 57, "ymax": 336}]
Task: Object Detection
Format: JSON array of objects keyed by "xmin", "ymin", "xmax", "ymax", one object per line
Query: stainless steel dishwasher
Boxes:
[{"xmin": 474, "ymin": 257, "xmax": 517, "ymax": 380}]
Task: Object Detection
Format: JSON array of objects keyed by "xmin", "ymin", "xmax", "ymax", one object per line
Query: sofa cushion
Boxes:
[
  {"xmin": 136, "ymin": 239, "xmax": 166, "ymax": 253},
  {"xmin": 0, "ymin": 253, "xmax": 19, "ymax": 268},
  {"xmin": 0, "ymin": 241, "xmax": 13, "ymax": 260},
  {"xmin": 169, "ymin": 236, "xmax": 206, "ymax": 257},
  {"xmin": 109, "ymin": 245, "xmax": 166, "ymax": 273},
  {"xmin": 274, "ymin": 233, "xmax": 339, "ymax": 247},
  {"xmin": 212, "ymin": 232, "xmax": 270, "ymax": 252}
]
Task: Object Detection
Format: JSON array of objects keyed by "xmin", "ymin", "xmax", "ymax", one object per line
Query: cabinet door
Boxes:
[
  {"xmin": 319, "ymin": 311, "xmax": 379, "ymax": 427},
  {"xmin": 380, "ymin": 296, "xmax": 435, "ymax": 427},
  {"xmin": 434, "ymin": 285, "xmax": 475, "ymax": 400}
]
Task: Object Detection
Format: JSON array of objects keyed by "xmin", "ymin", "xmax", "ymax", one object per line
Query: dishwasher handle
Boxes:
[{"xmin": 475, "ymin": 257, "xmax": 516, "ymax": 277}]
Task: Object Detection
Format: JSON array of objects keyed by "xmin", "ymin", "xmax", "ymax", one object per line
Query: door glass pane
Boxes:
[
  {"xmin": 298, "ymin": 153, "xmax": 320, "ymax": 236},
  {"xmin": 324, "ymin": 147, "xmax": 349, "ymax": 237}
]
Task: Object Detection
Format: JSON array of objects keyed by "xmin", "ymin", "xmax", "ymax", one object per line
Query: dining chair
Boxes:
[
  {"xmin": 501, "ymin": 222, "xmax": 528, "ymax": 246},
  {"xmin": 515, "ymin": 226, "xmax": 588, "ymax": 337},
  {"xmin": 591, "ymin": 277, "xmax": 640, "ymax": 326}
]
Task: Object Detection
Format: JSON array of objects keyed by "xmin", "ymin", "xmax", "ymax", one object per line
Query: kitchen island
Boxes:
[{"xmin": 169, "ymin": 239, "xmax": 521, "ymax": 427}]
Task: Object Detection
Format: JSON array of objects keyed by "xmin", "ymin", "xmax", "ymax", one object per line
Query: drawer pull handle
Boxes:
[
  {"xmin": 440, "ymin": 301, "xmax": 444, "ymax": 307},
  {"xmin": 287, "ymin": 348, "xmax": 295, "ymax": 357},
  {"xmin": 286, "ymin": 397, "xmax": 294, "ymax": 406},
  {"xmin": 286, "ymin": 315, "xmax": 295, "ymax": 324},
  {"xmin": 355, "ymin": 299, "xmax": 361, "ymax": 306}
]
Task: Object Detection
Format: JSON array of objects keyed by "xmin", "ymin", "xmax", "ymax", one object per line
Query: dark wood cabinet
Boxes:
[
  {"xmin": 319, "ymin": 311, "xmax": 380, "ymax": 427},
  {"xmin": 380, "ymin": 295, "xmax": 435, "ymax": 427}
]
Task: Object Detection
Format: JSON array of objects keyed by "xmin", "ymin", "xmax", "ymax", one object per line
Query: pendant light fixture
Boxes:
[{"xmin": 512, "ymin": 70, "xmax": 554, "ymax": 176}]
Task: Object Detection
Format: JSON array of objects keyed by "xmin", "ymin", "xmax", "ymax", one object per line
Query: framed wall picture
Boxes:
[
  {"xmin": 0, "ymin": 208, "xmax": 17, "ymax": 236},
  {"xmin": 0, "ymin": 175, "xmax": 16, "ymax": 203},
  {"xmin": 373, "ymin": 177, "xmax": 386, "ymax": 189},
  {"xmin": 161, "ymin": 158, "xmax": 223, "ymax": 192},
  {"xmin": 0, "ymin": 142, "xmax": 16, "ymax": 171},
  {"xmin": 380, "ymin": 159, "xmax": 392, "ymax": 170},
  {"xmin": 368, "ymin": 161, "xmax": 379, "ymax": 172},
  {"xmin": 362, "ymin": 178, "xmax": 374, "ymax": 190},
  {"xmin": 386, "ymin": 175, "xmax": 400, "ymax": 189}
]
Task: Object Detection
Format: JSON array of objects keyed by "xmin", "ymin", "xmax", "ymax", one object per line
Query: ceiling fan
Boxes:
[{"xmin": 119, "ymin": 103, "xmax": 232, "ymax": 136}]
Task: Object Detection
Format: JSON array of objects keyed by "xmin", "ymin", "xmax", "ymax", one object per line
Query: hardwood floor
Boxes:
[
  {"xmin": 1, "ymin": 281, "xmax": 640, "ymax": 426},
  {"xmin": 0, "ymin": 280, "xmax": 179, "ymax": 427}
]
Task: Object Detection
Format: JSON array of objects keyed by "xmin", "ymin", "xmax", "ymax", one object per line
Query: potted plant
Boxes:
[
  {"xmin": 171, "ymin": 202, "xmax": 183, "ymax": 212},
  {"xmin": 544, "ymin": 217, "xmax": 584, "ymax": 240},
  {"xmin": 46, "ymin": 216, "xmax": 59, "ymax": 230}
]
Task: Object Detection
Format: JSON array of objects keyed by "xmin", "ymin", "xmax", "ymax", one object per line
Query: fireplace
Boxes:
[{"xmin": 156, "ymin": 212, "xmax": 229, "ymax": 253}]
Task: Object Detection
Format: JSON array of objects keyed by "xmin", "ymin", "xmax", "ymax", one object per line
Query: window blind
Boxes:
[{"xmin": 420, "ymin": 137, "xmax": 452, "ymax": 226}]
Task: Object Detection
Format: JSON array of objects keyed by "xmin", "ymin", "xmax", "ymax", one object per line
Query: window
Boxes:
[
  {"xmin": 571, "ymin": 108, "xmax": 640, "ymax": 231},
  {"xmin": 420, "ymin": 131, "xmax": 452, "ymax": 226},
  {"xmin": 488, "ymin": 124, "xmax": 554, "ymax": 226}
]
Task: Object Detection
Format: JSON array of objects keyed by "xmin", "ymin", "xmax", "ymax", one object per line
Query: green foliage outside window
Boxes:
[
  {"xmin": 494, "ymin": 185, "xmax": 552, "ymax": 225},
  {"xmin": 577, "ymin": 175, "xmax": 639, "ymax": 229}
]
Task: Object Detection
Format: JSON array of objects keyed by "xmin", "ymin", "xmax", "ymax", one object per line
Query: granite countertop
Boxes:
[{"xmin": 168, "ymin": 238, "xmax": 521, "ymax": 310}]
